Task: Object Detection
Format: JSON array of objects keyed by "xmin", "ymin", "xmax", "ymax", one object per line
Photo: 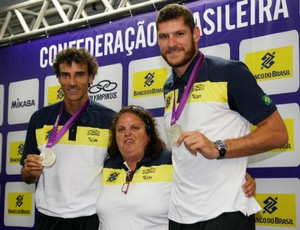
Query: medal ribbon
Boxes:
[
  {"xmin": 171, "ymin": 53, "xmax": 205, "ymax": 125},
  {"xmin": 46, "ymin": 100, "xmax": 89, "ymax": 148}
]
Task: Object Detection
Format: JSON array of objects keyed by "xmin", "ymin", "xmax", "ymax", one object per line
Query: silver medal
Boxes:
[
  {"xmin": 40, "ymin": 147, "xmax": 56, "ymax": 167},
  {"xmin": 169, "ymin": 123, "xmax": 183, "ymax": 145}
]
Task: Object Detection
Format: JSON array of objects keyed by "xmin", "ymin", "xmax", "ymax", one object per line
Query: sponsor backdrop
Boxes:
[{"xmin": 0, "ymin": 0, "xmax": 299, "ymax": 229}]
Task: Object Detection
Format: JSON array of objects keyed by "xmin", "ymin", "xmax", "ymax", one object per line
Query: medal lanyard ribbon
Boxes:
[
  {"xmin": 171, "ymin": 53, "xmax": 205, "ymax": 125},
  {"xmin": 46, "ymin": 100, "xmax": 89, "ymax": 148}
]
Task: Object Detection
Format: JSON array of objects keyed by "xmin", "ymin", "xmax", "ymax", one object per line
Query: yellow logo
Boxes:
[
  {"xmin": 7, "ymin": 192, "xmax": 32, "ymax": 216},
  {"xmin": 164, "ymin": 91, "xmax": 175, "ymax": 112},
  {"xmin": 132, "ymin": 68, "xmax": 167, "ymax": 98},
  {"xmin": 255, "ymin": 193, "xmax": 296, "ymax": 227},
  {"xmin": 245, "ymin": 46, "xmax": 293, "ymax": 82},
  {"xmin": 102, "ymin": 169, "xmax": 122, "ymax": 185},
  {"xmin": 48, "ymin": 85, "xmax": 63, "ymax": 105},
  {"xmin": 164, "ymin": 81, "xmax": 227, "ymax": 112},
  {"xmin": 9, "ymin": 141, "xmax": 24, "ymax": 164},
  {"xmin": 190, "ymin": 82, "xmax": 227, "ymax": 103}
]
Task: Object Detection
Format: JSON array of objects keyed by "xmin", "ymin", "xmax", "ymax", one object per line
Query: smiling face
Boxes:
[
  {"xmin": 58, "ymin": 61, "xmax": 94, "ymax": 111},
  {"xmin": 157, "ymin": 16, "xmax": 200, "ymax": 76},
  {"xmin": 116, "ymin": 112, "xmax": 149, "ymax": 166}
]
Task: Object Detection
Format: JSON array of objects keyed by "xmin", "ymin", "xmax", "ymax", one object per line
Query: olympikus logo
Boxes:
[
  {"xmin": 89, "ymin": 80, "xmax": 118, "ymax": 101},
  {"xmin": 11, "ymin": 98, "xmax": 35, "ymax": 108},
  {"xmin": 89, "ymin": 80, "xmax": 117, "ymax": 94},
  {"xmin": 87, "ymin": 130, "xmax": 100, "ymax": 136},
  {"xmin": 142, "ymin": 167, "xmax": 155, "ymax": 174}
]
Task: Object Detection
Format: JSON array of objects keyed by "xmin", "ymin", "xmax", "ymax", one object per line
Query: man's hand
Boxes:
[
  {"xmin": 243, "ymin": 173, "xmax": 256, "ymax": 197},
  {"xmin": 21, "ymin": 154, "xmax": 43, "ymax": 184},
  {"xmin": 177, "ymin": 131, "xmax": 219, "ymax": 159}
]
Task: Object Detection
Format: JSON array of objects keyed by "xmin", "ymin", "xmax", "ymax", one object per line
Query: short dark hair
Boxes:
[
  {"xmin": 108, "ymin": 105, "xmax": 166, "ymax": 159},
  {"xmin": 156, "ymin": 3, "xmax": 195, "ymax": 33},
  {"xmin": 52, "ymin": 47, "xmax": 98, "ymax": 77}
]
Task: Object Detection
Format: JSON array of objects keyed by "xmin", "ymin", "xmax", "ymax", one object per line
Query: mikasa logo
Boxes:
[
  {"xmin": 11, "ymin": 98, "xmax": 36, "ymax": 108},
  {"xmin": 8, "ymin": 78, "xmax": 39, "ymax": 125}
]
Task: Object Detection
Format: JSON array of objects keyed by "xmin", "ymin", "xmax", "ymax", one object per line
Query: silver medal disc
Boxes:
[
  {"xmin": 169, "ymin": 123, "xmax": 183, "ymax": 145},
  {"xmin": 40, "ymin": 148, "xmax": 56, "ymax": 167}
]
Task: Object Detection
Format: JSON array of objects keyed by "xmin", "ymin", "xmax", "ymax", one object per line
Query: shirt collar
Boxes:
[
  {"xmin": 171, "ymin": 52, "xmax": 201, "ymax": 89},
  {"xmin": 114, "ymin": 153, "xmax": 152, "ymax": 171}
]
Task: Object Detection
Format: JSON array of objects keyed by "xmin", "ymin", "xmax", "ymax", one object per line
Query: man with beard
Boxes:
[{"xmin": 156, "ymin": 3, "xmax": 288, "ymax": 230}]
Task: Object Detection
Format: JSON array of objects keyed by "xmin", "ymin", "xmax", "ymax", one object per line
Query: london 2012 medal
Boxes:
[
  {"xmin": 40, "ymin": 148, "xmax": 56, "ymax": 167},
  {"xmin": 169, "ymin": 123, "xmax": 183, "ymax": 145}
]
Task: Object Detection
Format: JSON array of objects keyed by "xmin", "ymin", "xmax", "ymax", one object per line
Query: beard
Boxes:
[{"xmin": 161, "ymin": 41, "xmax": 197, "ymax": 68}]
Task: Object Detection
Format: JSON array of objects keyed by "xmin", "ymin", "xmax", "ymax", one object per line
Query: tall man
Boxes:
[
  {"xmin": 20, "ymin": 47, "xmax": 115, "ymax": 230},
  {"xmin": 156, "ymin": 3, "xmax": 288, "ymax": 230}
]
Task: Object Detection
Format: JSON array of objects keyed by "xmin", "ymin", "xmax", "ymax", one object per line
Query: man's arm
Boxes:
[
  {"xmin": 178, "ymin": 110, "xmax": 288, "ymax": 159},
  {"xmin": 226, "ymin": 110, "xmax": 288, "ymax": 158}
]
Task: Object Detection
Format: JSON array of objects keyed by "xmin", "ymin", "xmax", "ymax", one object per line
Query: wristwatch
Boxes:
[{"xmin": 214, "ymin": 140, "xmax": 227, "ymax": 159}]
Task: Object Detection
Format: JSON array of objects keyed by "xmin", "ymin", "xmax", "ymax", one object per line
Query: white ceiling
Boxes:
[{"xmin": 0, "ymin": 0, "xmax": 179, "ymax": 47}]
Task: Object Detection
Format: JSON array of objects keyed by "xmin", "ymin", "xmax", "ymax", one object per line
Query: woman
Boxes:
[{"xmin": 96, "ymin": 105, "xmax": 256, "ymax": 230}]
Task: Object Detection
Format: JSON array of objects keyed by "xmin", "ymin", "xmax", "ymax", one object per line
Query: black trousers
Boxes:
[
  {"xmin": 36, "ymin": 212, "xmax": 99, "ymax": 230},
  {"xmin": 169, "ymin": 212, "xmax": 255, "ymax": 230}
]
